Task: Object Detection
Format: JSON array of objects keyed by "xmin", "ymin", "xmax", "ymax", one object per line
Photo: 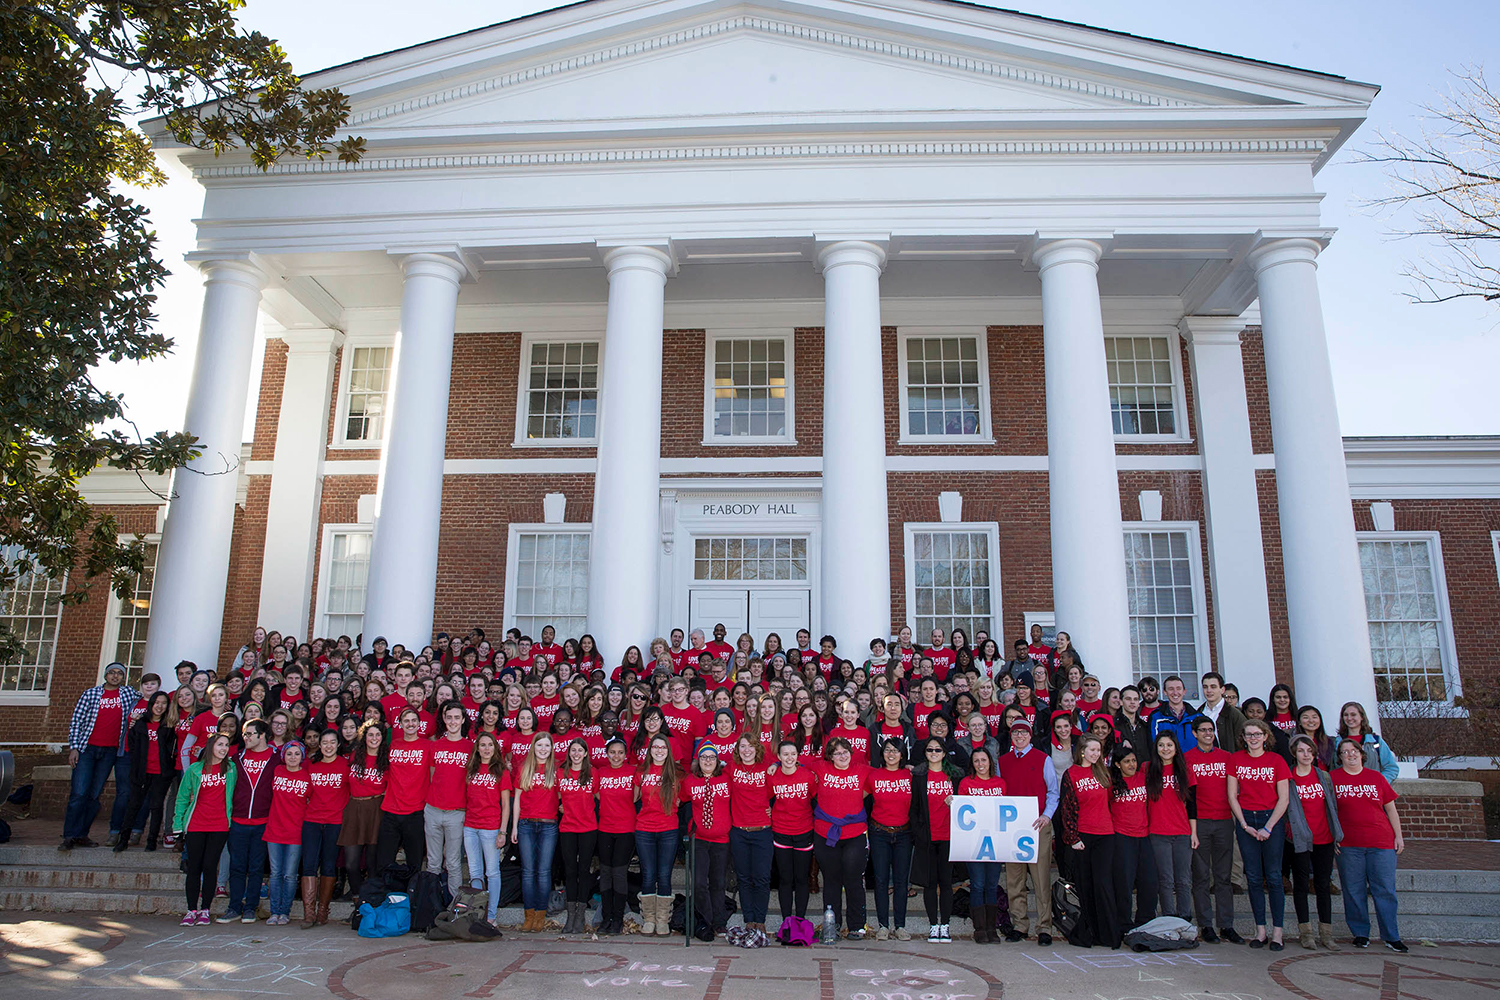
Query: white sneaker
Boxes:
[
  {"xmin": 876, "ymin": 925, "xmax": 890, "ymax": 941},
  {"xmin": 894, "ymin": 927, "xmax": 911, "ymax": 941},
  {"xmin": 928, "ymin": 925, "xmax": 942, "ymax": 942},
  {"xmin": 939, "ymin": 924, "xmax": 951, "ymax": 942}
]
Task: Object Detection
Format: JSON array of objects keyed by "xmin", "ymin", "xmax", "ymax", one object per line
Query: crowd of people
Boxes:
[{"xmin": 62, "ymin": 621, "xmax": 1408, "ymax": 952}]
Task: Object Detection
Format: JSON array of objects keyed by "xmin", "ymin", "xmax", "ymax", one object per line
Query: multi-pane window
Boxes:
[
  {"xmin": 1106, "ymin": 335, "xmax": 1177, "ymax": 435},
  {"xmin": 0, "ymin": 546, "xmax": 66, "ymax": 696},
  {"xmin": 512, "ymin": 532, "xmax": 591, "ymax": 638},
  {"xmin": 1359, "ymin": 538, "xmax": 1452, "ymax": 702},
  {"xmin": 1123, "ymin": 529, "xmax": 1201, "ymax": 698},
  {"xmin": 344, "ymin": 346, "xmax": 392, "ymax": 442},
  {"xmin": 904, "ymin": 336, "xmax": 983, "ymax": 437},
  {"xmin": 694, "ymin": 537, "xmax": 808, "ymax": 581},
  {"xmin": 525, "ymin": 341, "xmax": 599, "ymax": 441},
  {"xmin": 324, "ymin": 531, "xmax": 371, "ymax": 641},
  {"xmin": 110, "ymin": 543, "xmax": 159, "ymax": 688},
  {"xmin": 909, "ymin": 529, "xmax": 994, "ymax": 640},
  {"xmin": 712, "ymin": 338, "xmax": 788, "ymax": 439}
]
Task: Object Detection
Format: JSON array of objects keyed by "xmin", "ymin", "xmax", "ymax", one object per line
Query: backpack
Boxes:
[
  {"xmin": 1051, "ymin": 878, "xmax": 1085, "ymax": 946},
  {"xmin": 409, "ymin": 870, "xmax": 452, "ymax": 933},
  {"xmin": 777, "ymin": 915, "xmax": 815, "ymax": 946},
  {"xmin": 356, "ymin": 892, "xmax": 411, "ymax": 938},
  {"xmin": 1124, "ymin": 916, "xmax": 1201, "ymax": 952},
  {"xmin": 951, "ymin": 886, "xmax": 971, "ymax": 918},
  {"xmin": 428, "ymin": 887, "xmax": 502, "ymax": 942}
]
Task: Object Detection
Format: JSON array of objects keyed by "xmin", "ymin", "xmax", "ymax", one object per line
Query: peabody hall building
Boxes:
[{"xmin": 4, "ymin": 0, "xmax": 1499, "ymax": 750}]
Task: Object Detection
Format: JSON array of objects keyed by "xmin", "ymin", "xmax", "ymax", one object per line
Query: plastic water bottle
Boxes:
[{"xmin": 821, "ymin": 905, "xmax": 838, "ymax": 944}]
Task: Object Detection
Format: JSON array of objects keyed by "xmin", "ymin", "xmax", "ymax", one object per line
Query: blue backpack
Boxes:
[{"xmin": 357, "ymin": 891, "xmax": 412, "ymax": 938}]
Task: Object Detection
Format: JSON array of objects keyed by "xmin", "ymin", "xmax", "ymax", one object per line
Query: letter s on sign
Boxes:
[{"xmin": 1015, "ymin": 835, "xmax": 1035, "ymax": 863}]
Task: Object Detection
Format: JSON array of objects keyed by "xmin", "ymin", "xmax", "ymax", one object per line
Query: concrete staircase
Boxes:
[{"xmin": 3, "ymin": 842, "xmax": 1497, "ymax": 941}]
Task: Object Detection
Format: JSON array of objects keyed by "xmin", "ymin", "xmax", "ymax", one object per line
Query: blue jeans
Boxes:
[
  {"xmin": 301, "ymin": 822, "xmax": 341, "ymax": 876},
  {"xmin": 868, "ymin": 827, "xmax": 912, "ymax": 928},
  {"xmin": 1235, "ymin": 809, "xmax": 1286, "ymax": 928},
  {"xmin": 266, "ymin": 841, "xmax": 303, "ymax": 916},
  {"xmin": 227, "ymin": 821, "xmax": 268, "ymax": 914},
  {"xmin": 109, "ymin": 752, "xmax": 134, "ymax": 835},
  {"xmin": 1337, "ymin": 846, "xmax": 1400, "ymax": 942},
  {"xmin": 634, "ymin": 828, "xmax": 679, "ymax": 897},
  {"xmin": 729, "ymin": 827, "xmax": 773, "ymax": 923},
  {"xmin": 463, "ymin": 827, "xmax": 502, "ymax": 921},
  {"xmin": 969, "ymin": 860, "xmax": 1003, "ymax": 906},
  {"xmin": 63, "ymin": 745, "xmax": 118, "ymax": 840},
  {"xmin": 517, "ymin": 819, "xmax": 558, "ymax": 911}
]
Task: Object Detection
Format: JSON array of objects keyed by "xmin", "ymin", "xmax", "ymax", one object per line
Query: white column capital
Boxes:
[
  {"xmin": 193, "ymin": 254, "xmax": 270, "ymax": 291},
  {"xmin": 602, "ymin": 244, "xmax": 674, "ymax": 279},
  {"xmin": 1247, "ymin": 238, "xmax": 1322, "ymax": 275},
  {"xmin": 398, "ymin": 252, "xmax": 467, "ymax": 286},
  {"xmin": 1178, "ymin": 316, "xmax": 1248, "ymax": 348},
  {"xmin": 816, "ymin": 240, "xmax": 887, "ymax": 273},
  {"xmin": 274, "ymin": 327, "xmax": 346, "ymax": 357},
  {"xmin": 1034, "ymin": 238, "xmax": 1103, "ymax": 274}
]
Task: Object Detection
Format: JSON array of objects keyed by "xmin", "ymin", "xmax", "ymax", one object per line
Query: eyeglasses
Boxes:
[{"xmin": 926, "ymin": 748, "xmax": 944, "ymax": 754}]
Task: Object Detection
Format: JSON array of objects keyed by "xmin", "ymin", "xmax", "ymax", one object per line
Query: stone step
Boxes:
[
  {"xmin": 0, "ymin": 843, "xmax": 185, "ymax": 871},
  {"xmin": 0, "ymin": 865, "xmax": 185, "ymax": 891}
]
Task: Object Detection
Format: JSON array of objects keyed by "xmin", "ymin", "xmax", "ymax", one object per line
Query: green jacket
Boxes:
[{"xmin": 173, "ymin": 760, "xmax": 237, "ymax": 834}]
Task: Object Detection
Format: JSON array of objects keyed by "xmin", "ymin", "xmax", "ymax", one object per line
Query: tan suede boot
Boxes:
[
  {"xmin": 654, "ymin": 894, "xmax": 672, "ymax": 936},
  {"xmin": 1299, "ymin": 922, "xmax": 1317, "ymax": 949},
  {"xmin": 1319, "ymin": 923, "xmax": 1339, "ymax": 949}
]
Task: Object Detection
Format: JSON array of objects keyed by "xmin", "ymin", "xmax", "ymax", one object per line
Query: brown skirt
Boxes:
[{"xmin": 337, "ymin": 795, "xmax": 383, "ymax": 846}]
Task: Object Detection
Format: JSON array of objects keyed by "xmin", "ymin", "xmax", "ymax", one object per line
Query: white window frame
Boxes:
[
  {"xmin": 313, "ymin": 523, "xmax": 374, "ymax": 641},
  {"xmin": 512, "ymin": 331, "xmax": 604, "ymax": 449},
  {"xmin": 701, "ymin": 329, "xmax": 796, "ymax": 446},
  {"xmin": 901, "ymin": 521, "xmax": 1003, "ymax": 640},
  {"xmin": 1121, "ymin": 520, "xmax": 1211, "ymax": 699},
  {"xmin": 1356, "ymin": 530, "xmax": 1464, "ymax": 710},
  {"xmin": 1105, "ymin": 328, "xmax": 1191, "ymax": 444},
  {"xmin": 98, "ymin": 534, "xmax": 160, "ymax": 686},
  {"xmin": 896, "ymin": 328, "xmax": 995, "ymax": 445},
  {"xmin": 331, "ymin": 335, "xmax": 396, "ymax": 449},
  {"xmin": 503, "ymin": 523, "xmax": 594, "ymax": 636},
  {"xmin": 0, "ymin": 547, "xmax": 67, "ymax": 706},
  {"xmin": 1023, "ymin": 612, "xmax": 1056, "ymax": 648}
]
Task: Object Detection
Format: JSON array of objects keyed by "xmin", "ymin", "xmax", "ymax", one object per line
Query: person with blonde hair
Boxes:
[{"xmin": 510, "ymin": 732, "xmax": 560, "ymax": 931}]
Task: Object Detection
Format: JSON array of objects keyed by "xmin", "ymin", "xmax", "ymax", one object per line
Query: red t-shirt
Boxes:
[
  {"xmin": 925, "ymin": 770, "xmax": 956, "ymax": 840},
  {"xmin": 827, "ymin": 723, "xmax": 870, "ymax": 763},
  {"xmin": 635, "ymin": 767, "xmax": 679, "ymax": 833},
  {"xmin": 513, "ymin": 770, "xmax": 561, "ymax": 821},
  {"xmin": 348, "ymin": 755, "xmax": 388, "ymax": 797},
  {"xmin": 1293, "ymin": 770, "xmax": 1334, "ymax": 845},
  {"xmin": 1068, "ymin": 765, "xmax": 1114, "ymax": 836},
  {"xmin": 925, "ymin": 647, "xmax": 957, "ymax": 682},
  {"xmin": 1269, "ymin": 713, "xmax": 1298, "ymax": 735},
  {"xmin": 145, "ymin": 726, "xmax": 163, "ymax": 775},
  {"xmin": 379, "ymin": 693, "xmax": 410, "ymax": 723},
  {"xmin": 980, "ymin": 704, "xmax": 1005, "ymax": 737},
  {"xmin": 911, "ymin": 703, "xmax": 942, "ymax": 741},
  {"xmin": 680, "ymin": 773, "xmax": 732, "ymax": 843},
  {"xmin": 277, "ymin": 687, "xmax": 305, "ymax": 712},
  {"xmin": 813, "ymin": 762, "xmax": 869, "ymax": 841},
  {"xmin": 129, "ymin": 696, "xmax": 151, "ymax": 726},
  {"xmin": 531, "ymin": 694, "xmax": 561, "ymax": 731},
  {"xmin": 504, "ymin": 731, "xmax": 539, "ymax": 773},
  {"xmin": 188, "ymin": 766, "xmax": 231, "ymax": 832},
  {"xmin": 704, "ymin": 728, "xmax": 740, "ymax": 760},
  {"xmin": 1231, "ymin": 751, "xmax": 1291, "ymax": 812},
  {"xmin": 661, "ymin": 703, "xmax": 709, "ymax": 762},
  {"xmin": 558, "ymin": 768, "xmax": 599, "ymax": 832},
  {"xmin": 534, "ymin": 643, "xmax": 566, "ymax": 668},
  {"xmin": 383, "ymin": 738, "xmax": 432, "ymax": 814},
  {"xmin": 264, "ymin": 766, "xmax": 310, "ymax": 844},
  {"xmin": 1332, "ymin": 769, "xmax": 1399, "ymax": 850},
  {"xmin": 464, "ymin": 769, "xmax": 504, "ymax": 829},
  {"xmin": 1147, "ymin": 761, "xmax": 1194, "ymax": 836},
  {"xmin": 173, "ymin": 715, "xmax": 194, "ymax": 771},
  {"xmin": 727, "ymin": 762, "xmax": 772, "ymax": 829},
  {"xmin": 959, "ymin": 775, "xmax": 1007, "ymax": 799},
  {"xmin": 596, "ymin": 764, "xmax": 637, "ymax": 834},
  {"xmin": 1185, "ymin": 746, "xmax": 1233, "ymax": 820},
  {"xmin": 427, "ymin": 737, "xmax": 474, "ymax": 811},
  {"xmin": 769, "ymin": 766, "xmax": 818, "ymax": 837},
  {"xmin": 460, "ymin": 696, "xmax": 483, "ymax": 726},
  {"xmin": 705, "ymin": 640, "xmax": 734, "ymax": 662},
  {"xmin": 305, "ymin": 758, "xmax": 351, "ymax": 824},
  {"xmin": 550, "ymin": 728, "xmax": 583, "ymax": 762},
  {"xmin": 188, "ymin": 709, "xmax": 220, "ymax": 757},
  {"xmin": 676, "ymin": 647, "xmax": 704, "ymax": 672},
  {"xmin": 1109, "ymin": 770, "xmax": 1149, "ymax": 837},
  {"xmin": 870, "ymin": 768, "xmax": 913, "ymax": 827}
]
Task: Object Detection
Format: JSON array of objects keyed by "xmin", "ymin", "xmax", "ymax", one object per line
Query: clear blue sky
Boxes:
[{"xmin": 99, "ymin": 0, "xmax": 1500, "ymax": 441}]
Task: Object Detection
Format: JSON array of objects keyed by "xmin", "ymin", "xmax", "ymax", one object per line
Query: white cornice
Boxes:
[{"xmin": 1343, "ymin": 436, "xmax": 1500, "ymax": 499}]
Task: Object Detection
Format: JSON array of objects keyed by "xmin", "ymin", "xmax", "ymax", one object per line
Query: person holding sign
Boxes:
[
  {"xmin": 912, "ymin": 736, "xmax": 964, "ymax": 942},
  {"xmin": 1058, "ymin": 734, "xmax": 1121, "ymax": 948},
  {"xmin": 813, "ymin": 737, "xmax": 871, "ymax": 940},
  {"xmin": 956, "ymin": 748, "xmax": 1009, "ymax": 942},
  {"xmin": 997, "ymin": 718, "xmax": 1059, "ymax": 945}
]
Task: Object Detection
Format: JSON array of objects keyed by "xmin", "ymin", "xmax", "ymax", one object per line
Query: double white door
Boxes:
[{"xmin": 688, "ymin": 589, "xmax": 809, "ymax": 643}]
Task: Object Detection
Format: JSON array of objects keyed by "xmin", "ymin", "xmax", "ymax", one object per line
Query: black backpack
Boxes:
[
  {"xmin": 1051, "ymin": 878, "xmax": 1084, "ymax": 945},
  {"xmin": 408, "ymin": 870, "xmax": 452, "ymax": 933}
]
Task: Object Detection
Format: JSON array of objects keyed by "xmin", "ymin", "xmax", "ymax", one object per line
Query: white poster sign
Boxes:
[{"xmin": 947, "ymin": 795, "xmax": 1040, "ymax": 863}]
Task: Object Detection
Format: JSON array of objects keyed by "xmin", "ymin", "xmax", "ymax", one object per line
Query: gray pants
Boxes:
[
  {"xmin": 423, "ymin": 804, "xmax": 465, "ymax": 896},
  {"xmin": 1193, "ymin": 817, "xmax": 1235, "ymax": 929},
  {"xmin": 1151, "ymin": 833, "xmax": 1193, "ymax": 920}
]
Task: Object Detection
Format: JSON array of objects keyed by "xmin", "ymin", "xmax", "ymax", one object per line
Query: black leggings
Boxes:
[
  {"xmin": 774, "ymin": 840, "xmax": 813, "ymax": 918},
  {"xmin": 813, "ymin": 835, "xmax": 869, "ymax": 931},
  {"xmin": 1076, "ymin": 832, "xmax": 1122, "ymax": 948},
  {"xmin": 1292, "ymin": 842, "xmax": 1336, "ymax": 925},
  {"xmin": 559, "ymin": 830, "xmax": 598, "ymax": 902},
  {"xmin": 597, "ymin": 831, "xmax": 634, "ymax": 917},
  {"xmin": 121, "ymin": 773, "xmax": 172, "ymax": 846},
  {"xmin": 184, "ymin": 830, "xmax": 229, "ymax": 910},
  {"xmin": 920, "ymin": 839, "xmax": 954, "ymax": 924}
]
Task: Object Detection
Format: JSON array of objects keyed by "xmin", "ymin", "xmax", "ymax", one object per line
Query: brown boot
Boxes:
[
  {"xmin": 298, "ymin": 876, "xmax": 319, "ymax": 929},
  {"xmin": 1299, "ymin": 922, "xmax": 1316, "ymax": 949},
  {"xmin": 1319, "ymin": 922, "xmax": 1339, "ymax": 950},
  {"xmin": 317, "ymin": 876, "xmax": 336, "ymax": 925}
]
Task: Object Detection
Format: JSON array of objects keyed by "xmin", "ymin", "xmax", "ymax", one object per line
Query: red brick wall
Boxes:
[
  {"xmin": 249, "ymin": 339, "xmax": 287, "ymax": 462},
  {"xmin": 1399, "ymin": 793, "xmax": 1487, "ymax": 840},
  {"xmin": 217, "ymin": 478, "xmax": 269, "ymax": 670}
]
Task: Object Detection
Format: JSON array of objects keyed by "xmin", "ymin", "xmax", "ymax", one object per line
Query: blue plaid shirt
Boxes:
[{"xmin": 68, "ymin": 684, "xmax": 140, "ymax": 754}]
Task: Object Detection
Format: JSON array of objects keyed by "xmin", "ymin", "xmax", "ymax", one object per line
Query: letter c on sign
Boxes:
[{"xmin": 956, "ymin": 804, "xmax": 976, "ymax": 831}]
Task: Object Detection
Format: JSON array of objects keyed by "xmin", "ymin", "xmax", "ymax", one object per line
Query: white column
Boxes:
[
  {"xmin": 818, "ymin": 241, "xmax": 892, "ymax": 651},
  {"xmin": 1181, "ymin": 316, "xmax": 1277, "ymax": 695},
  {"xmin": 361, "ymin": 253, "xmax": 464, "ymax": 649},
  {"xmin": 1036, "ymin": 239, "xmax": 1131, "ymax": 688},
  {"xmin": 256, "ymin": 328, "xmax": 344, "ymax": 637},
  {"xmin": 1248, "ymin": 238, "xmax": 1379, "ymax": 718},
  {"xmin": 146, "ymin": 257, "xmax": 266, "ymax": 673},
  {"xmin": 587, "ymin": 245, "xmax": 672, "ymax": 661}
]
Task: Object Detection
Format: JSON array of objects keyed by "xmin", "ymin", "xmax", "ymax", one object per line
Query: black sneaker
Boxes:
[
  {"xmin": 1352, "ymin": 936, "xmax": 1370, "ymax": 948},
  {"xmin": 1036, "ymin": 932, "xmax": 1052, "ymax": 946},
  {"xmin": 57, "ymin": 839, "xmax": 74, "ymax": 852},
  {"xmin": 1221, "ymin": 927, "xmax": 1245, "ymax": 944},
  {"xmin": 1385, "ymin": 940, "xmax": 1407, "ymax": 953},
  {"xmin": 1004, "ymin": 929, "xmax": 1024, "ymax": 943},
  {"xmin": 1200, "ymin": 927, "xmax": 1220, "ymax": 943}
]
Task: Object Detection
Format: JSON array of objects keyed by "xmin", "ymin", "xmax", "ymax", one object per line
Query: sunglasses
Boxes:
[{"xmin": 926, "ymin": 748, "xmax": 944, "ymax": 754}]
